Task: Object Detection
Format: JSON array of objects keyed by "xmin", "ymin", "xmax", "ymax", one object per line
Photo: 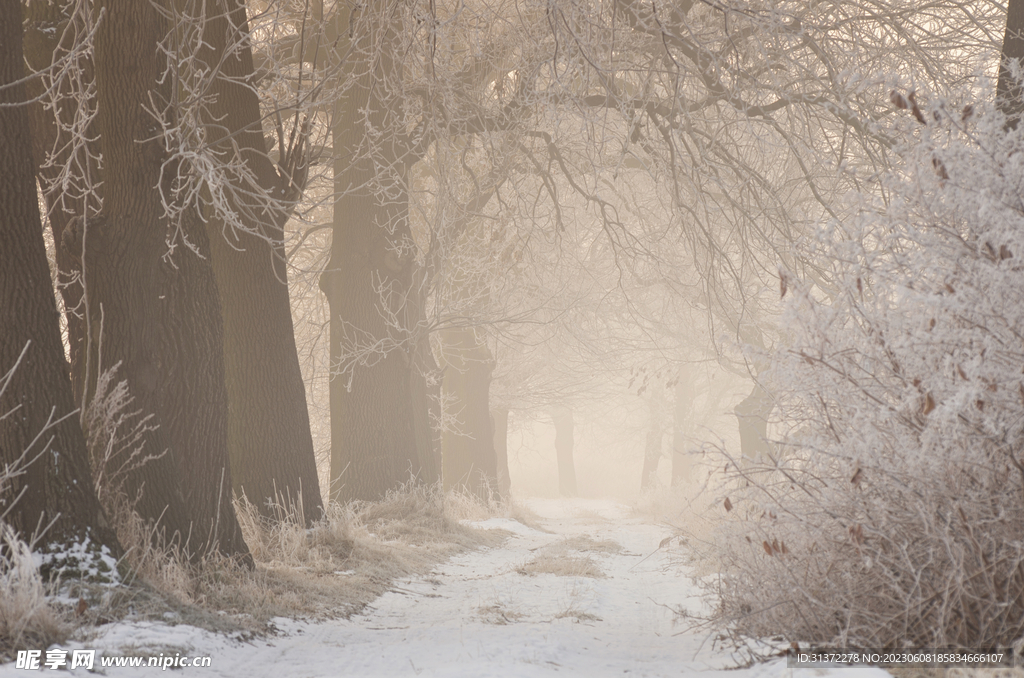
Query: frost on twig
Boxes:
[
  {"xmin": 145, "ymin": 0, "xmax": 324, "ymax": 258},
  {"xmin": 33, "ymin": 1, "xmax": 104, "ymax": 221}
]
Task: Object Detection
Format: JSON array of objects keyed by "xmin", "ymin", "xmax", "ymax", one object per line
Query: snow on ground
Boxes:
[{"xmin": 1, "ymin": 498, "xmax": 893, "ymax": 678}]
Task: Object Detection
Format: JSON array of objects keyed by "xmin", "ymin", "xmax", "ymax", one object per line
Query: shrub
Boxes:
[{"xmin": 706, "ymin": 100, "xmax": 1024, "ymax": 649}]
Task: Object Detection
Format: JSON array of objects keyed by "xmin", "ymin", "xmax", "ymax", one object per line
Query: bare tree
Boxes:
[
  {"xmin": 0, "ymin": 0, "xmax": 120, "ymax": 570},
  {"xmin": 70, "ymin": 0, "xmax": 250, "ymax": 561},
  {"xmin": 167, "ymin": 0, "xmax": 325, "ymax": 524}
]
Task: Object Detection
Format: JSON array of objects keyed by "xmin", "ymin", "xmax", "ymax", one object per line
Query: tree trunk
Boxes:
[
  {"xmin": 640, "ymin": 394, "xmax": 664, "ymax": 492},
  {"xmin": 998, "ymin": 0, "xmax": 1024, "ymax": 125},
  {"xmin": 440, "ymin": 329, "xmax": 499, "ymax": 498},
  {"xmin": 87, "ymin": 0, "xmax": 249, "ymax": 561},
  {"xmin": 0, "ymin": 0, "xmax": 121, "ymax": 571},
  {"xmin": 671, "ymin": 366, "xmax": 694, "ymax": 486},
  {"xmin": 197, "ymin": 0, "xmax": 324, "ymax": 524},
  {"xmin": 22, "ymin": 0, "xmax": 97, "ymax": 408},
  {"xmin": 491, "ymin": 408, "xmax": 512, "ymax": 496},
  {"xmin": 551, "ymin": 406, "xmax": 578, "ymax": 497},
  {"xmin": 322, "ymin": 6, "xmax": 420, "ymax": 501},
  {"xmin": 408, "ymin": 279, "xmax": 441, "ymax": 486},
  {"xmin": 409, "ymin": 348, "xmax": 442, "ymax": 487},
  {"xmin": 734, "ymin": 383, "xmax": 772, "ymax": 465}
]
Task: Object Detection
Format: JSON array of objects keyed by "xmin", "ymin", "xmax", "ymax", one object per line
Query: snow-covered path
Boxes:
[
  {"xmin": 323, "ymin": 497, "xmax": 711, "ymax": 677},
  {"xmin": 2, "ymin": 498, "xmax": 893, "ymax": 677}
]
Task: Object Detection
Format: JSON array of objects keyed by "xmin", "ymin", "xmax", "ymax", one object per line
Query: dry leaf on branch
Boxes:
[{"xmin": 921, "ymin": 393, "xmax": 936, "ymax": 415}]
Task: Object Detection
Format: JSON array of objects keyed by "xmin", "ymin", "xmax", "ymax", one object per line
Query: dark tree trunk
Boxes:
[
  {"xmin": 0, "ymin": 0, "xmax": 121, "ymax": 569},
  {"xmin": 998, "ymin": 0, "xmax": 1024, "ymax": 125},
  {"xmin": 551, "ymin": 407, "xmax": 578, "ymax": 497},
  {"xmin": 440, "ymin": 331, "xmax": 499, "ymax": 498},
  {"xmin": 734, "ymin": 384, "xmax": 772, "ymax": 464},
  {"xmin": 409, "ymin": 280, "xmax": 441, "ymax": 486},
  {"xmin": 321, "ymin": 8, "xmax": 421, "ymax": 502},
  {"xmin": 320, "ymin": 201, "xmax": 420, "ymax": 502},
  {"xmin": 197, "ymin": 0, "xmax": 324, "ymax": 524},
  {"xmin": 22, "ymin": 0, "xmax": 96, "ymax": 407},
  {"xmin": 87, "ymin": 0, "xmax": 249, "ymax": 561},
  {"xmin": 491, "ymin": 408, "xmax": 511, "ymax": 496},
  {"xmin": 409, "ymin": 342, "xmax": 442, "ymax": 487}
]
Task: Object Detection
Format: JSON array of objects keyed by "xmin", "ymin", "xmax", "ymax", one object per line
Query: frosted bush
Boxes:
[{"xmin": 707, "ymin": 100, "xmax": 1024, "ymax": 648}]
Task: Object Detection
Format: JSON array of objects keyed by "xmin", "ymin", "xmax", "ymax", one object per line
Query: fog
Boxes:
[
  {"xmin": 505, "ymin": 367, "xmax": 748, "ymax": 501},
  {"xmin": 4, "ymin": 0, "xmax": 1024, "ymax": 672}
]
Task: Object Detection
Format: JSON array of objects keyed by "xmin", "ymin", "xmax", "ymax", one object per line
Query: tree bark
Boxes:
[
  {"xmin": 551, "ymin": 406, "xmax": 578, "ymax": 497},
  {"xmin": 440, "ymin": 329, "xmax": 499, "ymax": 498},
  {"xmin": 86, "ymin": 0, "xmax": 249, "ymax": 561},
  {"xmin": 196, "ymin": 0, "xmax": 324, "ymax": 524},
  {"xmin": 410, "ymin": 334, "xmax": 442, "ymax": 487},
  {"xmin": 321, "ymin": 6, "xmax": 421, "ymax": 501},
  {"xmin": 998, "ymin": 0, "xmax": 1024, "ymax": 125},
  {"xmin": 0, "ymin": 0, "xmax": 121, "ymax": 570},
  {"xmin": 408, "ymin": 275, "xmax": 441, "ymax": 486}
]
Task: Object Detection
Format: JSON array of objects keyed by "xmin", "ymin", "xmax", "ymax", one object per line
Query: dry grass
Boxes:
[
  {"xmin": 86, "ymin": 481, "xmax": 508, "ymax": 634},
  {"xmin": 554, "ymin": 607, "xmax": 602, "ymax": 623},
  {"xmin": 516, "ymin": 533, "xmax": 621, "ymax": 578},
  {"xmin": 0, "ymin": 353, "xmax": 70, "ymax": 660},
  {"xmin": 0, "ymin": 525, "xmax": 66, "ymax": 662},
  {"xmin": 477, "ymin": 601, "xmax": 525, "ymax": 625},
  {"xmin": 518, "ymin": 553, "xmax": 605, "ymax": 579},
  {"xmin": 556, "ymin": 535, "xmax": 622, "ymax": 555},
  {"xmin": 517, "ymin": 552, "xmax": 602, "ymax": 578}
]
